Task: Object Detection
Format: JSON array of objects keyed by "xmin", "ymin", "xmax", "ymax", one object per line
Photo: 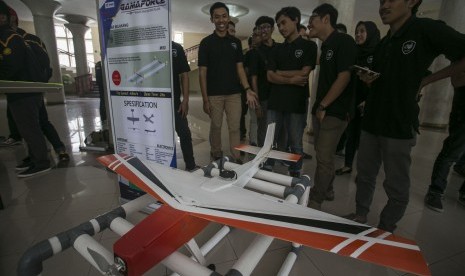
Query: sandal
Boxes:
[{"xmin": 335, "ymin": 166, "xmax": 352, "ymax": 175}]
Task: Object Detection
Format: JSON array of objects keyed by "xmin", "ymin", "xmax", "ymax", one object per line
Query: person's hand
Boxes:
[
  {"xmin": 290, "ymin": 75, "xmax": 308, "ymax": 86},
  {"xmin": 203, "ymin": 101, "xmax": 210, "ymax": 116},
  {"xmin": 178, "ymin": 99, "xmax": 189, "ymax": 118},
  {"xmin": 357, "ymin": 69, "xmax": 379, "ymax": 85},
  {"xmin": 246, "ymin": 90, "xmax": 259, "ymax": 109},
  {"xmin": 316, "ymin": 109, "xmax": 326, "ymax": 122}
]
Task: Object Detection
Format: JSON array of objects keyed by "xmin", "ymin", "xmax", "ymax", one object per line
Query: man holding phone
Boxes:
[{"xmin": 345, "ymin": 0, "xmax": 465, "ymax": 232}]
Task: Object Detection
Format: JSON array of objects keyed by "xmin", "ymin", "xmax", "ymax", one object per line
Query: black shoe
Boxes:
[
  {"xmin": 325, "ymin": 190, "xmax": 335, "ymax": 201},
  {"xmin": 303, "ymin": 152, "xmax": 312, "ymax": 160},
  {"xmin": 343, "ymin": 213, "xmax": 367, "ymax": 224},
  {"xmin": 424, "ymin": 192, "xmax": 444, "ymax": 213},
  {"xmin": 17, "ymin": 166, "xmax": 51, "ymax": 178},
  {"xmin": 186, "ymin": 165, "xmax": 201, "ymax": 172},
  {"xmin": 16, "ymin": 159, "xmax": 33, "ymax": 171},
  {"xmin": 58, "ymin": 151, "xmax": 70, "ymax": 161},
  {"xmin": 335, "ymin": 167, "xmax": 352, "ymax": 175},
  {"xmin": 454, "ymin": 165, "xmax": 465, "ymax": 178}
]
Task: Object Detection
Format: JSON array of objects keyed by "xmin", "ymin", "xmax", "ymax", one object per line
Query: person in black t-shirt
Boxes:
[
  {"xmin": 266, "ymin": 7, "xmax": 317, "ymax": 177},
  {"xmin": 0, "ymin": 2, "xmax": 51, "ymax": 177},
  {"xmin": 198, "ymin": 2, "xmax": 258, "ymax": 162},
  {"xmin": 345, "ymin": 0, "xmax": 465, "ymax": 232},
  {"xmin": 307, "ymin": 3, "xmax": 357, "ymax": 210},
  {"xmin": 171, "ymin": 41, "xmax": 198, "ymax": 171},
  {"xmin": 249, "ymin": 16, "xmax": 279, "ymax": 147}
]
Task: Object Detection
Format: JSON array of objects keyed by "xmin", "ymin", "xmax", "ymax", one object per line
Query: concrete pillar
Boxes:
[
  {"xmin": 21, "ymin": 0, "xmax": 64, "ymax": 104},
  {"xmin": 63, "ymin": 15, "xmax": 90, "ymax": 77},
  {"xmin": 419, "ymin": 0, "xmax": 465, "ymax": 128}
]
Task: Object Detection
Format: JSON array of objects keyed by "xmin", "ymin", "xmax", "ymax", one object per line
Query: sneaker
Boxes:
[
  {"xmin": 17, "ymin": 166, "xmax": 51, "ymax": 178},
  {"xmin": 335, "ymin": 166, "xmax": 352, "ymax": 175},
  {"xmin": 424, "ymin": 192, "xmax": 444, "ymax": 213},
  {"xmin": 58, "ymin": 151, "xmax": 70, "ymax": 161},
  {"xmin": 454, "ymin": 165, "xmax": 465, "ymax": 178},
  {"xmin": 279, "ymin": 160, "xmax": 290, "ymax": 167},
  {"xmin": 458, "ymin": 192, "xmax": 465, "ymax": 206},
  {"xmin": 343, "ymin": 213, "xmax": 368, "ymax": 224},
  {"xmin": 303, "ymin": 152, "xmax": 313, "ymax": 160},
  {"xmin": 325, "ymin": 190, "xmax": 335, "ymax": 201},
  {"xmin": 186, "ymin": 165, "xmax": 201, "ymax": 172},
  {"xmin": 0, "ymin": 138, "xmax": 22, "ymax": 147},
  {"xmin": 16, "ymin": 160, "xmax": 32, "ymax": 171}
]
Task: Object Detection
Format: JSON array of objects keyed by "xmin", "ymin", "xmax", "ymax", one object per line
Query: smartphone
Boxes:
[{"xmin": 350, "ymin": 65, "xmax": 380, "ymax": 77}]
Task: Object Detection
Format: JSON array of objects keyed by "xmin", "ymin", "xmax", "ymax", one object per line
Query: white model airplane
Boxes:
[{"xmin": 98, "ymin": 123, "xmax": 430, "ymax": 276}]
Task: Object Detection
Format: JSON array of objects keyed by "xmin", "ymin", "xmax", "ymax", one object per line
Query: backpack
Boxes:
[{"xmin": 21, "ymin": 32, "xmax": 52, "ymax": 82}]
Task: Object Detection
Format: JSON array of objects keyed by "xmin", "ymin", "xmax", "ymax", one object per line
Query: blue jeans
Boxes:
[{"xmin": 266, "ymin": 110, "xmax": 306, "ymax": 173}]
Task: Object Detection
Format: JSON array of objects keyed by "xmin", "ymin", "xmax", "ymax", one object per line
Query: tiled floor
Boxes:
[{"xmin": 1, "ymin": 96, "xmax": 465, "ymax": 276}]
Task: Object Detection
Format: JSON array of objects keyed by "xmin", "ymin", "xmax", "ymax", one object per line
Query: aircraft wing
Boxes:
[{"xmin": 98, "ymin": 154, "xmax": 430, "ymax": 276}]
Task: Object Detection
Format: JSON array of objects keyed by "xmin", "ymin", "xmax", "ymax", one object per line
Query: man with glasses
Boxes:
[
  {"xmin": 198, "ymin": 2, "xmax": 258, "ymax": 162},
  {"xmin": 266, "ymin": 7, "xmax": 317, "ymax": 177},
  {"xmin": 307, "ymin": 3, "xmax": 357, "ymax": 210},
  {"xmin": 248, "ymin": 16, "xmax": 278, "ymax": 147}
]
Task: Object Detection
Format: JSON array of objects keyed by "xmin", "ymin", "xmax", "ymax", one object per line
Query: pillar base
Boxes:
[{"xmin": 420, "ymin": 122, "xmax": 448, "ymax": 130}]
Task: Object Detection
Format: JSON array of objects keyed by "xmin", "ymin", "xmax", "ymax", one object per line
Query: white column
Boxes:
[
  {"xmin": 21, "ymin": 0, "xmax": 64, "ymax": 104},
  {"xmin": 419, "ymin": 0, "xmax": 465, "ymax": 128},
  {"xmin": 64, "ymin": 15, "xmax": 90, "ymax": 77}
]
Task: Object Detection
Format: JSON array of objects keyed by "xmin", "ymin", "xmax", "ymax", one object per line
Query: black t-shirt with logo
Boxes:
[
  {"xmin": 267, "ymin": 36, "xmax": 317, "ymax": 114},
  {"xmin": 198, "ymin": 32, "xmax": 244, "ymax": 96},
  {"xmin": 248, "ymin": 41, "xmax": 279, "ymax": 101},
  {"xmin": 363, "ymin": 16, "xmax": 465, "ymax": 139},
  {"xmin": 312, "ymin": 31, "xmax": 357, "ymax": 120},
  {"xmin": 172, "ymin": 41, "xmax": 191, "ymax": 107}
]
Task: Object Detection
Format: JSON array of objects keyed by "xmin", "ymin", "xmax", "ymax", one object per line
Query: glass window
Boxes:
[
  {"xmin": 85, "ymin": 40, "xmax": 94, "ymax": 54},
  {"xmin": 56, "ymin": 38, "xmax": 68, "ymax": 51},
  {"xmin": 59, "ymin": 54, "xmax": 70, "ymax": 67},
  {"xmin": 174, "ymin": 32, "xmax": 183, "ymax": 45},
  {"xmin": 84, "ymin": 29, "xmax": 92, "ymax": 39}
]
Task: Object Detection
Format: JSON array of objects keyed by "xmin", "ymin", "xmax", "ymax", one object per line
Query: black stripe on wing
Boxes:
[
  {"xmin": 203, "ymin": 207, "xmax": 371, "ymax": 235},
  {"xmin": 127, "ymin": 157, "xmax": 175, "ymax": 198}
]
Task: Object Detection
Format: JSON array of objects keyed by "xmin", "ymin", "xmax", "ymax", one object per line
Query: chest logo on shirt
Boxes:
[
  {"xmin": 402, "ymin": 40, "xmax": 416, "ymax": 55},
  {"xmin": 295, "ymin": 49, "xmax": 303, "ymax": 58},
  {"xmin": 172, "ymin": 48, "xmax": 178, "ymax": 58},
  {"xmin": 3, "ymin": 47, "xmax": 11, "ymax": 56},
  {"xmin": 367, "ymin": 55, "xmax": 373, "ymax": 64},
  {"xmin": 326, "ymin": 50, "xmax": 334, "ymax": 60},
  {"xmin": 231, "ymin": 42, "xmax": 237, "ymax": 50}
]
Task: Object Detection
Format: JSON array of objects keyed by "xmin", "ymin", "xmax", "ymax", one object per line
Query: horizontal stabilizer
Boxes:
[{"xmin": 235, "ymin": 145, "xmax": 301, "ymax": 162}]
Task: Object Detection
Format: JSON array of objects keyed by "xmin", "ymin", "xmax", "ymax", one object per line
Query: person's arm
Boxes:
[
  {"xmin": 178, "ymin": 72, "xmax": 189, "ymax": 118},
  {"xmin": 199, "ymin": 66, "xmax": 210, "ymax": 115},
  {"xmin": 316, "ymin": 71, "xmax": 352, "ymax": 122},
  {"xmin": 267, "ymin": 66, "xmax": 312, "ymax": 86},
  {"xmin": 0, "ymin": 34, "xmax": 26, "ymax": 80},
  {"xmin": 237, "ymin": 62, "xmax": 259, "ymax": 109},
  {"xmin": 420, "ymin": 56, "xmax": 465, "ymax": 89}
]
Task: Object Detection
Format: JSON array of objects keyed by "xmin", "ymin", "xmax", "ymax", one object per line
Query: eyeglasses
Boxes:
[{"xmin": 258, "ymin": 24, "xmax": 272, "ymax": 31}]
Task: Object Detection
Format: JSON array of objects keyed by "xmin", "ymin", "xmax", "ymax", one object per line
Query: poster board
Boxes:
[{"xmin": 97, "ymin": 0, "xmax": 174, "ymax": 201}]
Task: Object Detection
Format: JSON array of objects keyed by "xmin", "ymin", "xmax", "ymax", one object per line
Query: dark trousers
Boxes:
[
  {"xmin": 257, "ymin": 100, "xmax": 268, "ymax": 147},
  {"xmin": 7, "ymin": 100, "xmax": 65, "ymax": 152},
  {"xmin": 429, "ymin": 88, "xmax": 465, "ymax": 194},
  {"xmin": 355, "ymin": 131, "xmax": 416, "ymax": 232},
  {"xmin": 240, "ymin": 91, "xmax": 247, "ymax": 139},
  {"xmin": 344, "ymin": 112, "xmax": 363, "ymax": 168},
  {"xmin": 8, "ymin": 95, "xmax": 50, "ymax": 168},
  {"xmin": 174, "ymin": 104, "xmax": 196, "ymax": 170}
]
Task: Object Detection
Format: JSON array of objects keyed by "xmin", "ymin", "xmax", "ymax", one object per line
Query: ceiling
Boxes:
[{"xmin": 4, "ymin": 0, "xmax": 442, "ymax": 37}]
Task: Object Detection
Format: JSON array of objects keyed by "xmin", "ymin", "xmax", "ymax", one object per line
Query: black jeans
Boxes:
[
  {"xmin": 429, "ymin": 87, "xmax": 465, "ymax": 194},
  {"xmin": 8, "ymin": 95, "xmax": 50, "ymax": 168},
  {"xmin": 7, "ymin": 99, "xmax": 65, "ymax": 152},
  {"xmin": 174, "ymin": 104, "xmax": 196, "ymax": 170},
  {"xmin": 344, "ymin": 111, "xmax": 363, "ymax": 168}
]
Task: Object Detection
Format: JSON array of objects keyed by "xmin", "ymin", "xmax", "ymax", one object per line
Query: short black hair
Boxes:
[
  {"xmin": 248, "ymin": 36, "xmax": 252, "ymax": 46},
  {"xmin": 209, "ymin": 2, "xmax": 229, "ymax": 17},
  {"xmin": 313, "ymin": 3, "xmax": 338, "ymax": 28},
  {"xmin": 336, "ymin": 23, "xmax": 347, "ymax": 33},
  {"xmin": 228, "ymin": 21, "xmax": 235, "ymax": 27},
  {"xmin": 255, "ymin": 16, "xmax": 274, "ymax": 27},
  {"xmin": 275, "ymin": 7, "xmax": 301, "ymax": 28},
  {"xmin": 298, "ymin": 24, "xmax": 307, "ymax": 31},
  {"xmin": 411, "ymin": 0, "xmax": 423, "ymax": 15}
]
